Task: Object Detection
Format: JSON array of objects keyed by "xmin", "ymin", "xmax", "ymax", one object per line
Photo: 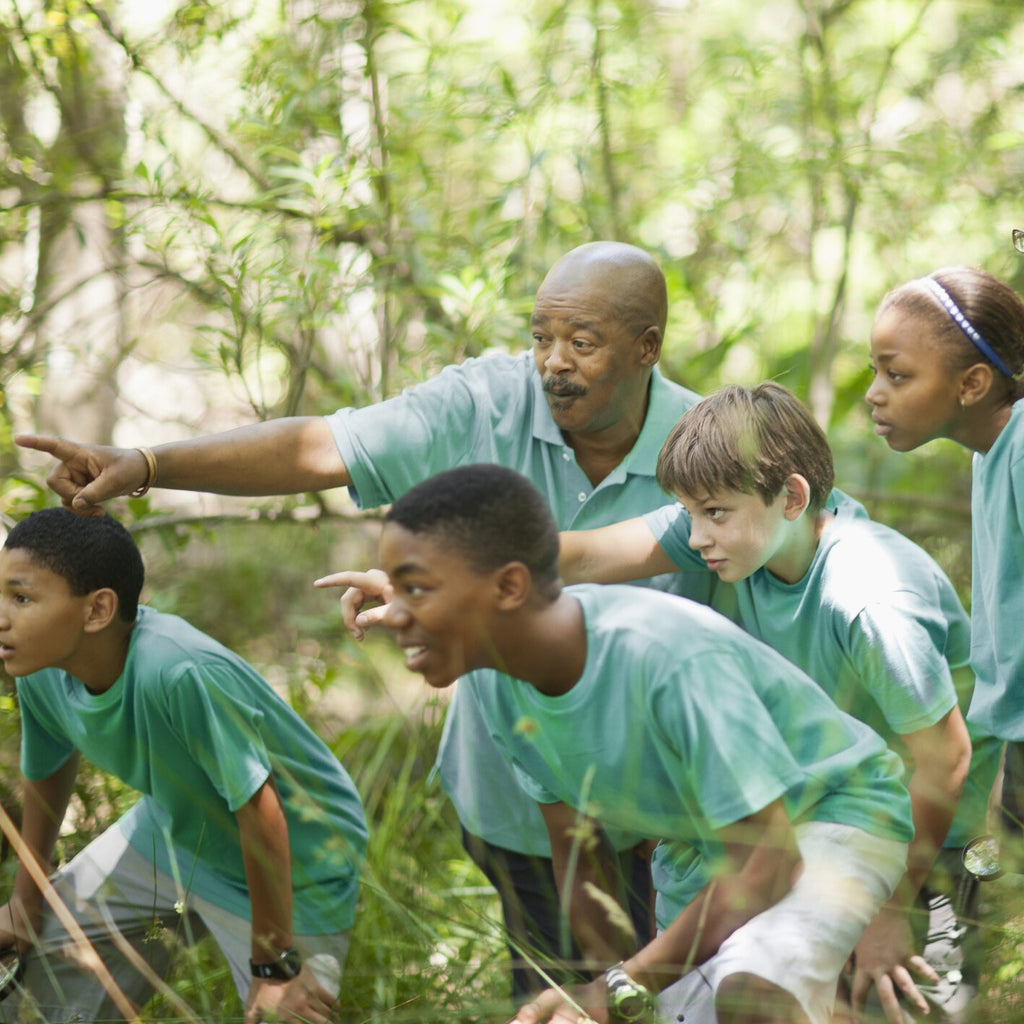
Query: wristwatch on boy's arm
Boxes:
[
  {"xmin": 604, "ymin": 961, "xmax": 657, "ymax": 1023},
  {"xmin": 250, "ymin": 946, "xmax": 302, "ymax": 981}
]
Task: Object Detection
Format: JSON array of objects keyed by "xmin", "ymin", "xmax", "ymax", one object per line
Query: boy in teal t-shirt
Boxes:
[
  {"xmin": 559, "ymin": 382, "xmax": 993, "ymax": 1023},
  {"xmin": 0, "ymin": 509, "xmax": 367, "ymax": 1024},
  {"xmin": 320, "ymin": 464, "xmax": 912, "ymax": 1024}
]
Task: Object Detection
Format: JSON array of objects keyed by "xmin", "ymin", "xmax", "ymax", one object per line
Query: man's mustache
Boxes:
[{"xmin": 542, "ymin": 378, "xmax": 587, "ymax": 398}]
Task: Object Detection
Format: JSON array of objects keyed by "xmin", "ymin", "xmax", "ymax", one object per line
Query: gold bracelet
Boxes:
[{"xmin": 130, "ymin": 447, "xmax": 158, "ymax": 498}]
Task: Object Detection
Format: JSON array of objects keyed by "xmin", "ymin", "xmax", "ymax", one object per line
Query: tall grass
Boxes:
[{"xmin": 136, "ymin": 706, "xmax": 513, "ymax": 1024}]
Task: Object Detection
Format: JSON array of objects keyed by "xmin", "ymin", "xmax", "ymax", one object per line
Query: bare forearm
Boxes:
[
  {"xmin": 894, "ymin": 712, "xmax": 971, "ymax": 904},
  {"xmin": 542, "ymin": 804, "xmax": 639, "ymax": 967},
  {"xmin": 151, "ymin": 418, "xmax": 349, "ymax": 496},
  {"xmin": 237, "ymin": 779, "xmax": 294, "ymax": 958},
  {"xmin": 627, "ymin": 803, "xmax": 799, "ymax": 993},
  {"xmin": 558, "ymin": 518, "xmax": 675, "ymax": 585},
  {"xmin": 894, "ymin": 770, "xmax": 962, "ymax": 904},
  {"xmin": 566, "ymin": 869, "xmax": 638, "ymax": 967},
  {"xmin": 13, "ymin": 756, "xmax": 80, "ymax": 915},
  {"xmin": 624, "ymin": 873, "xmax": 771, "ymax": 992}
]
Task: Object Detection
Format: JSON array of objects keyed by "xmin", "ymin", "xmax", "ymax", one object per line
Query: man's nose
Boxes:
[{"xmin": 543, "ymin": 340, "xmax": 575, "ymax": 373}]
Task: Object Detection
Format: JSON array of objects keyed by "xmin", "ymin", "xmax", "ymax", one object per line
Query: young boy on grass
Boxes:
[
  {"xmin": 0, "ymin": 508, "xmax": 367, "ymax": 1024},
  {"xmin": 554, "ymin": 383, "xmax": 997, "ymax": 1024},
  {"xmin": 319, "ymin": 463, "xmax": 913, "ymax": 1024}
]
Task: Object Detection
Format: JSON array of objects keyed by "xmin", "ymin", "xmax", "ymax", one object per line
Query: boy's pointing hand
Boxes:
[{"xmin": 314, "ymin": 569, "xmax": 393, "ymax": 641}]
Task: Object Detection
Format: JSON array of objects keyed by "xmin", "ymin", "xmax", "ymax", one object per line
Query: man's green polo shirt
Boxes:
[{"xmin": 327, "ymin": 349, "xmax": 702, "ymax": 854}]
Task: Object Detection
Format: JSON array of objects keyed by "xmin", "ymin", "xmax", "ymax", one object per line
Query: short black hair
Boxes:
[
  {"xmin": 385, "ymin": 465, "xmax": 561, "ymax": 599},
  {"xmin": 5, "ymin": 508, "xmax": 144, "ymax": 622}
]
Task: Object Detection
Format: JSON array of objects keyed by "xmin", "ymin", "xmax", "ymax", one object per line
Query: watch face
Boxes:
[
  {"xmin": 607, "ymin": 970, "xmax": 655, "ymax": 1023},
  {"xmin": 614, "ymin": 990, "xmax": 648, "ymax": 1019},
  {"xmin": 612, "ymin": 989, "xmax": 652, "ymax": 1022}
]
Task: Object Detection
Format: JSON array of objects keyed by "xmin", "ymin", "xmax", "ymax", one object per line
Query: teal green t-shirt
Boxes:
[
  {"xmin": 969, "ymin": 399, "xmax": 1024, "ymax": 741},
  {"xmin": 645, "ymin": 502, "xmax": 999, "ymax": 849},
  {"xmin": 17, "ymin": 607, "xmax": 368, "ymax": 933},
  {"xmin": 470, "ymin": 585, "xmax": 912, "ymax": 921},
  {"xmin": 328, "ymin": 350, "xmax": 707, "ymax": 855}
]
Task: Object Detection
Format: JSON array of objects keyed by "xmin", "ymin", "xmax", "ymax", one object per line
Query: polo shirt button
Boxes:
[
  {"xmin": 578, "ymin": 492, "xmax": 586, "ymax": 502},
  {"xmin": 562, "ymin": 451, "xmax": 571, "ymax": 461}
]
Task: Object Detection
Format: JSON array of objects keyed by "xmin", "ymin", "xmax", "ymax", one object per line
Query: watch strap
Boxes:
[{"xmin": 250, "ymin": 946, "xmax": 302, "ymax": 980}]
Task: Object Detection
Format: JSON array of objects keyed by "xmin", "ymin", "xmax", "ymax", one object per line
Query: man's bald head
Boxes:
[
  {"xmin": 530, "ymin": 241, "xmax": 667, "ymax": 446},
  {"xmin": 538, "ymin": 241, "xmax": 668, "ymax": 338}
]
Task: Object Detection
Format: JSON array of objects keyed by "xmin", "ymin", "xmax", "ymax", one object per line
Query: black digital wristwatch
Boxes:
[{"xmin": 250, "ymin": 946, "xmax": 302, "ymax": 980}]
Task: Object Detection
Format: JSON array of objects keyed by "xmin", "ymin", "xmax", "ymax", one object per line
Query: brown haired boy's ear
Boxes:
[
  {"xmin": 82, "ymin": 588, "xmax": 120, "ymax": 633},
  {"xmin": 782, "ymin": 474, "xmax": 812, "ymax": 521},
  {"xmin": 494, "ymin": 562, "xmax": 532, "ymax": 611}
]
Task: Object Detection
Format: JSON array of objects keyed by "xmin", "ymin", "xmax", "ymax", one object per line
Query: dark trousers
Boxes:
[
  {"xmin": 462, "ymin": 828, "xmax": 654, "ymax": 1001},
  {"xmin": 1000, "ymin": 739, "xmax": 1024, "ymax": 838}
]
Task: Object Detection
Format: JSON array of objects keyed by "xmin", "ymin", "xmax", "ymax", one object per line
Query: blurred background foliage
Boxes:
[{"xmin": 2, "ymin": 0, "xmax": 1024, "ymax": 1018}]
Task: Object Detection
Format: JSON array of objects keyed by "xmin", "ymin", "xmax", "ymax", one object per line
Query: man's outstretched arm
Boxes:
[{"xmin": 16, "ymin": 417, "xmax": 350, "ymax": 514}]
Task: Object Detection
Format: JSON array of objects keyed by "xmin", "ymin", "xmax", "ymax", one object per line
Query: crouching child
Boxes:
[
  {"xmin": 0, "ymin": 509, "xmax": 367, "ymax": 1023},
  {"xmin": 319, "ymin": 464, "xmax": 913, "ymax": 1024}
]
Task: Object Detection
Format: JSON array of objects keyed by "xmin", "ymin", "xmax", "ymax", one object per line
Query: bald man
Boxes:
[{"xmin": 18, "ymin": 241, "xmax": 706, "ymax": 999}]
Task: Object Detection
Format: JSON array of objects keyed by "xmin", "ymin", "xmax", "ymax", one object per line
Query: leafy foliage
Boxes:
[{"xmin": 3, "ymin": 0, "xmax": 1024, "ymax": 1019}]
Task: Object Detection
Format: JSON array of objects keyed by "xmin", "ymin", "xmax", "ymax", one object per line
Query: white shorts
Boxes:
[{"xmin": 658, "ymin": 821, "xmax": 907, "ymax": 1024}]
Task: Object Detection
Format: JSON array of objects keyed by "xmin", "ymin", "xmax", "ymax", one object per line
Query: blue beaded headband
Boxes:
[{"xmin": 920, "ymin": 276, "xmax": 1013, "ymax": 378}]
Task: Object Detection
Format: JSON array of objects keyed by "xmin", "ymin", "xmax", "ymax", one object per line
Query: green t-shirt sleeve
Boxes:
[
  {"xmin": 16, "ymin": 677, "xmax": 77, "ymax": 781},
  {"xmin": 326, "ymin": 355, "xmax": 530, "ymax": 509},
  {"xmin": 648, "ymin": 646, "xmax": 805, "ymax": 834},
  {"xmin": 163, "ymin": 665, "xmax": 273, "ymax": 813},
  {"xmin": 848, "ymin": 600, "xmax": 958, "ymax": 736}
]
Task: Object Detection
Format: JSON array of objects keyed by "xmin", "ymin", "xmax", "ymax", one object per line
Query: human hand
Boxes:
[
  {"xmin": 849, "ymin": 906, "xmax": 938, "ymax": 1022},
  {"xmin": 510, "ymin": 980, "xmax": 608, "ymax": 1024},
  {"xmin": 243, "ymin": 966, "xmax": 337, "ymax": 1024},
  {"xmin": 15, "ymin": 435, "xmax": 150, "ymax": 515},
  {"xmin": 313, "ymin": 569, "xmax": 393, "ymax": 641}
]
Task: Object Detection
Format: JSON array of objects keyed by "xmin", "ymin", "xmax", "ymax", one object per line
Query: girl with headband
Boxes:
[{"xmin": 866, "ymin": 267, "xmax": 1024, "ymax": 855}]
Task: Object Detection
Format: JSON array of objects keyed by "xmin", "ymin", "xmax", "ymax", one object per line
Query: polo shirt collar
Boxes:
[{"xmin": 530, "ymin": 367, "xmax": 673, "ymax": 481}]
